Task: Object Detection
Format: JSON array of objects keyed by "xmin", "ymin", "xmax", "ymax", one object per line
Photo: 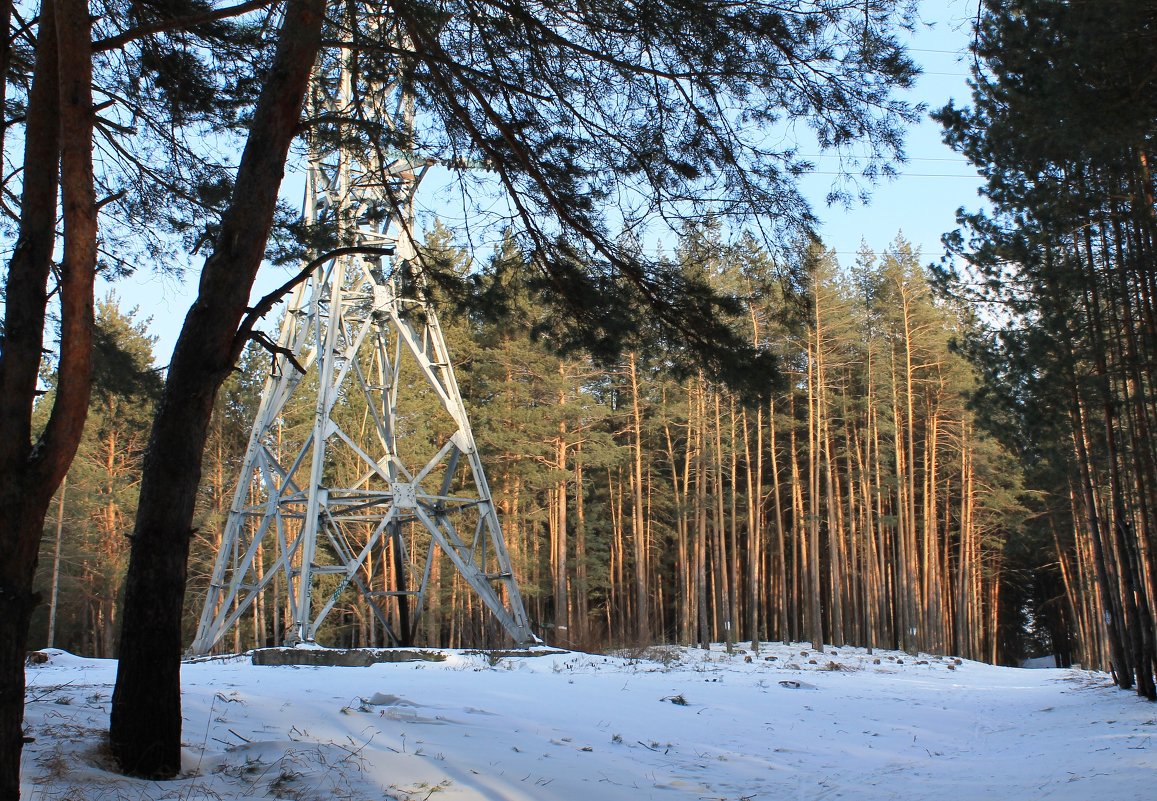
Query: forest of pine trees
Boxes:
[
  {"xmin": 31, "ymin": 227, "xmax": 1054, "ymax": 669},
  {"xmin": 15, "ymin": 2, "xmax": 1157, "ymax": 796},
  {"xmin": 935, "ymin": 0, "xmax": 1157, "ymax": 697},
  {"xmin": 32, "ymin": 297, "xmax": 162, "ymax": 657},
  {"xmin": 14, "ymin": 8, "xmax": 1157, "ymax": 753}
]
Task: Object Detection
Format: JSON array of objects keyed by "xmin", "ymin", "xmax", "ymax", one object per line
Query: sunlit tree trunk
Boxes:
[
  {"xmin": 806, "ymin": 332, "xmax": 823, "ymax": 650},
  {"xmin": 627, "ymin": 353, "xmax": 650, "ymax": 644},
  {"xmin": 768, "ymin": 397, "xmax": 789, "ymax": 642},
  {"xmin": 789, "ymin": 389, "xmax": 805, "ymax": 644},
  {"xmin": 742, "ymin": 405, "xmax": 763, "ymax": 649},
  {"xmin": 573, "ymin": 447, "xmax": 589, "ymax": 645},
  {"xmin": 694, "ymin": 382, "xmax": 710, "ymax": 648}
]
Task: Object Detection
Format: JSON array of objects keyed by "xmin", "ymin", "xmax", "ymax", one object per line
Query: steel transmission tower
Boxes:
[{"xmin": 189, "ymin": 24, "xmax": 536, "ymax": 655}]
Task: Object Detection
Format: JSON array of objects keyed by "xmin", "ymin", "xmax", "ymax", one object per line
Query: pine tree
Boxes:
[
  {"xmin": 935, "ymin": 0, "xmax": 1157, "ymax": 696},
  {"xmin": 32, "ymin": 297, "xmax": 161, "ymax": 656}
]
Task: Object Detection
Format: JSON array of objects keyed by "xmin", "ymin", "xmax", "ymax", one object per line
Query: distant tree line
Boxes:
[{"xmin": 34, "ymin": 225, "xmax": 1054, "ymax": 670}]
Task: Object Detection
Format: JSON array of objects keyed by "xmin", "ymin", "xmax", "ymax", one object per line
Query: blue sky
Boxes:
[
  {"xmin": 807, "ymin": 0, "xmax": 985, "ymax": 267},
  {"xmin": 111, "ymin": 2, "xmax": 987, "ymax": 362}
]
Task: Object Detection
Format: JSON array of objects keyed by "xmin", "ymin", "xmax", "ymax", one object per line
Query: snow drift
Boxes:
[{"xmin": 21, "ymin": 643, "xmax": 1154, "ymax": 800}]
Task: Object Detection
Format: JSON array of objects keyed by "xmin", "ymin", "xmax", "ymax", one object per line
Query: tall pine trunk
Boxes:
[
  {"xmin": 628, "ymin": 353, "xmax": 650, "ymax": 644},
  {"xmin": 110, "ymin": 1, "xmax": 324, "ymax": 776},
  {"xmin": 0, "ymin": 4, "xmax": 97, "ymax": 796}
]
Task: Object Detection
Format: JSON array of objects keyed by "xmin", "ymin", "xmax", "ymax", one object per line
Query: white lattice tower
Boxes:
[{"xmin": 189, "ymin": 19, "xmax": 536, "ymax": 654}]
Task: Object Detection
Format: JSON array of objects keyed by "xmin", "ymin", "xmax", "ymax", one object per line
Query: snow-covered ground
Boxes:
[{"xmin": 21, "ymin": 643, "xmax": 1155, "ymax": 800}]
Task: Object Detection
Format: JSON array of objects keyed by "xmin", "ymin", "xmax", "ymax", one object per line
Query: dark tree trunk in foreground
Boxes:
[
  {"xmin": 0, "ymin": 14, "xmax": 59, "ymax": 791},
  {"xmin": 109, "ymin": 0, "xmax": 325, "ymax": 778},
  {"xmin": 0, "ymin": 2, "xmax": 97, "ymax": 797}
]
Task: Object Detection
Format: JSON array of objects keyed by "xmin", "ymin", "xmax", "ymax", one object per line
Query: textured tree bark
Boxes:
[
  {"xmin": 0, "ymin": 503, "xmax": 48, "ymax": 801},
  {"xmin": 0, "ymin": 2, "xmax": 99, "ymax": 796},
  {"xmin": 0, "ymin": 34, "xmax": 61, "ymax": 792},
  {"xmin": 109, "ymin": 0, "xmax": 325, "ymax": 777}
]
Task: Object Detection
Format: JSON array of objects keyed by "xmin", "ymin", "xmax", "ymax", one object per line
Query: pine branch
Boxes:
[
  {"xmin": 246, "ymin": 329, "xmax": 306, "ymax": 375},
  {"xmin": 230, "ymin": 245, "xmax": 396, "ymax": 363},
  {"xmin": 94, "ymin": 0, "xmax": 275, "ymax": 52}
]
